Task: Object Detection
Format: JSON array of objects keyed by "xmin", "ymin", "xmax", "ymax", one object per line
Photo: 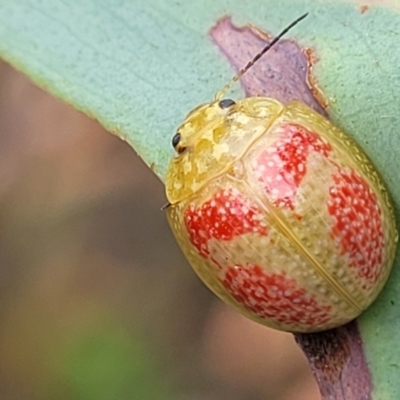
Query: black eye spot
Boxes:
[
  {"xmin": 218, "ymin": 99, "xmax": 236, "ymax": 109},
  {"xmin": 172, "ymin": 132, "xmax": 181, "ymax": 148}
]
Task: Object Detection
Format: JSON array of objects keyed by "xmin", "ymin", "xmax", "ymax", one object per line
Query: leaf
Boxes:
[{"xmin": 0, "ymin": 1, "xmax": 399, "ymax": 398}]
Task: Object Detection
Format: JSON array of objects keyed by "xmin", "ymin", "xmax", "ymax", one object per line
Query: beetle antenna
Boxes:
[{"xmin": 215, "ymin": 12, "xmax": 308, "ymax": 101}]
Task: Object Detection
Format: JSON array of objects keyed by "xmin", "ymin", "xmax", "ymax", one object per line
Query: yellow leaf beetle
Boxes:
[{"xmin": 164, "ymin": 13, "xmax": 398, "ymax": 332}]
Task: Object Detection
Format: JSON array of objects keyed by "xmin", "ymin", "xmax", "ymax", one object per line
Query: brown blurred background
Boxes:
[{"xmin": 0, "ymin": 60, "xmax": 320, "ymax": 400}]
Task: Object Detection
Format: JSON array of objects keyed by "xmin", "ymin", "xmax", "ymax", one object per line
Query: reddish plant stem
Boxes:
[
  {"xmin": 211, "ymin": 17, "xmax": 373, "ymax": 399},
  {"xmin": 295, "ymin": 321, "xmax": 372, "ymax": 400}
]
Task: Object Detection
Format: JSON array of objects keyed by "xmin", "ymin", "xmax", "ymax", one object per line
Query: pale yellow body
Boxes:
[{"xmin": 166, "ymin": 98, "xmax": 397, "ymax": 332}]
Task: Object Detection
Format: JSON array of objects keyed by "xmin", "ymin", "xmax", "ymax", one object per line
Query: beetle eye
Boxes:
[
  {"xmin": 218, "ymin": 99, "xmax": 236, "ymax": 109},
  {"xmin": 172, "ymin": 132, "xmax": 181, "ymax": 148}
]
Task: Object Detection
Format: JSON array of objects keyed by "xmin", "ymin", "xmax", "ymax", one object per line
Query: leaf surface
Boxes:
[{"xmin": 0, "ymin": 1, "xmax": 400, "ymax": 398}]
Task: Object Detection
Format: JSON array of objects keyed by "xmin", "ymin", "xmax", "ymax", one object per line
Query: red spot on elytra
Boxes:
[
  {"xmin": 223, "ymin": 265, "xmax": 331, "ymax": 326},
  {"xmin": 184, "ymin": 189, "xmax": 267, "ymax": 257},
  {"xmin": 256, "ymin": 123, "xmax": 332, "ymax": 209},
  {"xmin": 328, "ymin": 169, "xmax": 384, "ymax": 282}
]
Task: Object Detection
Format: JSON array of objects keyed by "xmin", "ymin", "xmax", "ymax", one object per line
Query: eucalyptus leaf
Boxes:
[{"xmin": 0, "ymin": 1, "xmax": 399, "ymax": 398}]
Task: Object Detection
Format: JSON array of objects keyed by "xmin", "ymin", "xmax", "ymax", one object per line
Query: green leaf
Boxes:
[{"xmin": 0, "ymin": 1, "xmax": 400, "ymax": 398}]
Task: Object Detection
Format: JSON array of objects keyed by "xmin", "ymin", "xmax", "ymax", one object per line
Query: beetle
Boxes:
[{"xmin": 164, "ymin": 13, "xmax": 398, "ymax": 332}]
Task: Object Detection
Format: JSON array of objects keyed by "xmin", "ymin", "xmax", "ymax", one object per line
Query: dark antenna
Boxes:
[{"xmin": 215, "ymin": 12, "xmax": 308, "ymax": 101}]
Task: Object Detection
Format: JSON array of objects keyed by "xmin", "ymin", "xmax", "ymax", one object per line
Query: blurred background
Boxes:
[{"xmin": 0, "ymin": 60, "xmax": 320, "ymax": 400}]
